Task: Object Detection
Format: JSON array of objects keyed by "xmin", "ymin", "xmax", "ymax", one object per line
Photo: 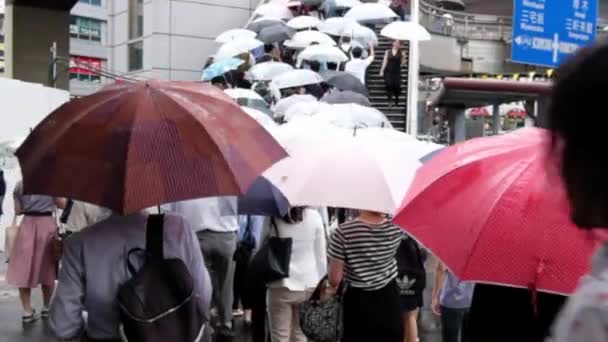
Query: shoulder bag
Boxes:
[{"xmin": 247, "ymin": 218, "xmax": 292, "ymax": 284}]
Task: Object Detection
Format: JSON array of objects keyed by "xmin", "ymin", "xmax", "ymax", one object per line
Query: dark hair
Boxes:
[
  {"xmin": 211, "ymin": 76, "xmax": 226, "ymax": 85},
  {"xmin": 264, "ymin": 44, "xmax": 274, "ymax": 54},
  {"xmin": 327, "ymin": 62, "xmax": 338, "ymax": 70},
  {"xmin": 282, "ymin": 207, "xmax": 305, "ymax": 224},
  {"xmin": 352, "ymin": 47, "xmax": 363, "ymax": 59},
  {"xmin": 309, "ymin": 61, "xmax": 321, "ymax": 72},
  {"xmin": 548, "ymin": 43, "xmax": 608, "ymax": 228}
]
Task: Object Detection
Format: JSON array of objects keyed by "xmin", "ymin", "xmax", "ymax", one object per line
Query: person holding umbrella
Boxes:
[{"xmin": 379, "ymin": 40, "xmax": 406, "ymax": 108}]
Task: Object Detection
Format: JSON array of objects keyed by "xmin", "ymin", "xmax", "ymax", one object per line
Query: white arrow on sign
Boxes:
[{"xmin": 552, "ymin": 34, "xmax": 560, "ymax": 64}]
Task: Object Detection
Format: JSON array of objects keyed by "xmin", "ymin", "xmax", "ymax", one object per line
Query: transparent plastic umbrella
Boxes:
[
  {"xmin": 247, "ymin": 17, "xmax": 286, "ymax": 33},
  {"xmin": 246, "ymin": 62, "xmax": 294, "ymax": 81},
  {"xmin": 215, "ymin": 38, "xmax": 264, "ymax": 59},
  {"xmin": 270, "ymin": 69, "xmax": 324, "ymax": 89},
  {"xmin": 314, "ymin": 103, "xmax": 393, "ymax": 129},
  {"xmin": 341, "ymin": 22, "xmax": 379, "ymax": 46},
  {"xmin": 225, "ymin": 88, "xmax": 266, "ymax": 102},
  {"xmin": 254, "ymin": 3, "xmax": 294, "ymax": 19},
  {"xmin": 284, "ymin": 31, "xmax": 337, "ymax": 49},
  {"xmin": 381, "ymin": 21, "xmax": 432, "ymax": 41},
  {"xmin": 344, "ymin": 3, "xmax": 398, "ymax": 23},
  {"xmin": 215, "ymin": 29, "xmax": 257, "ymax": 43},
  {"xmin": 297, "ymin": 45, "xmax": 349, "ymax": 64},
  {"xmin": 287, "ymin": 15, "xmax": 322, "ymax": 30},
  {"xmin": 272, "ymin": 94, "xmax": 318, "ymax": 118},
  {"xmin": 201, "ymin": 58, "xmax": 244, "ymax": 81},
  {"xmin": 318, "ymin": 17, "xmax": 357, "ymax": 36}
]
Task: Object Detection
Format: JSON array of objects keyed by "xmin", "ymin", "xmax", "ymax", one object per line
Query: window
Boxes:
[
  {"xmin": 128, "ymin": 41, "xmax": 143, "ymax": 71},
  {"xmin": 69, "ymin": 56, "xmax": 104, "ymax": 83},
  {"xmin": 79, "ymin": 0, "xmax": 102, "ymax": 6},
  {"xmin": 70, "ymin": 16, "xmax": 104, "ymax": 42},
  {"xmin": 129, "ymin": 0, "xmax": 144, "ymax": 40}
]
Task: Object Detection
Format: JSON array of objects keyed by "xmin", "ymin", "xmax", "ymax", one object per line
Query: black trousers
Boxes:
[
  {"xmin": 343, "ymin": 281, "xmax": 403, "ymax": 342},
  {"xmin": 441, "ymin": 306, "xmax": 470, "ymax": 342}
]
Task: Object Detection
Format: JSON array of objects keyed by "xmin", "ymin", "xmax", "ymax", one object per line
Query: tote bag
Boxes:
[{"xmin": 248, "ymin": 218, "xmax": 292, "ymax": 284}]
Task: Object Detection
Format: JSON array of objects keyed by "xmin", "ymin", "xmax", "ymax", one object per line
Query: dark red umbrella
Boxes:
[
  {"xmin": 394, "ymin": 128, "xmax": 604, "ymax": 295},
  {"xmin": 16, "ymin": 81, "xmax": 287, "ymax": 214},
  {"xmin": 506, "ymin": 108, "xmax": 527, "ymax": 118},
  {"xmin": 468, "ymin": 107, "xmax": 490, "ymax": 117}
]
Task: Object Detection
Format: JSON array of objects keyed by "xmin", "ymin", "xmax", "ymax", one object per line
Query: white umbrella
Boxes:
[
  {"xmin": 344, "ymin": 3, "xmax": 398, "ymax": 23},
  {"xmin": 340, "ymin": 22, "xmax": 378, "ymax": 46},
  {"xmin": 283, "ymin": 101, "xmax": 326, "ymax": 122},
  {"xmin": 215, "ymin": 28, "xmax": 257, "ymax": 43},
  {"xmin": 264, "ymin": 132, "xmax": 426, "ymax": 214},
  {"xmin": 314, "ymin": 103, "xmax": 393, "ymax": 128},
  {"xmin": 380, "ymin": 21, "xmax": 432, "ymax": 41},
  {"xmin": 247, "ymin": 17, "xmax": 285, "ymax": 33},
  {"xmin": 297, "ymin": 45, "xmax": 349, "ymax": 64},
  {"xmin": 246, "ymin": 62, "xmax": 294, "ymax": 81},
  {"xmin": 254, "ymin": 3, "xmax": 294, "ymax": 19},
  {"xmin": 287, "ymin": 15, "xmax": 322, "ymax": 30},
  {"xmin": 272, "ymin": 94, "xmax": 318, "ymax": 118},
  {"xmin": 335, "ymin": 0, "xmax": 362, "ymax": 9},
  {"xmin": 224, "ymin": 88, "xmax": 265, "ymax": 102},
  {"xmin": 318, "ymin": 17, "xmax": 357, "ymax": 36},
  {"xmin": 270, "ymin": 69, "xmax": 324, "ymax": 89},
  {"xmin": 284, "ymin": 31, "xmax": 337, "ymax": 49},
  {"xmin": 215, "ymin": 37, "xmax": 264, "ymax": 59},
  {"xmin": 241, "ymin": 106, "xmax": 279, "ymax": 130}
]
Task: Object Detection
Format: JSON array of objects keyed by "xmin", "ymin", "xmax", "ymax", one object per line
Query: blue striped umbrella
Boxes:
[{"xmin": 201, "ymin": 58, "xmax": 244, "ymax": 81}]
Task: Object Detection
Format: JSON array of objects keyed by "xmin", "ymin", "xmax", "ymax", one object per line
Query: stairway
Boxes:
[{"xmin": 366, "ymin": 25, "xmax": 410, "ymax": 131}]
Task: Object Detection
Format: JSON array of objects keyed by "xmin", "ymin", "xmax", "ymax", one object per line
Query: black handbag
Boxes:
[
  {"xmin": 248, "ymin": 218, "xmax": 292, "ymax": 284},
  {"xmin": 300, "ymin": 276, "xmax": 344, "ymax": 342},
  {"xmin": 233, "ymin": 216, "xmax": 256, "ymax": 265}
]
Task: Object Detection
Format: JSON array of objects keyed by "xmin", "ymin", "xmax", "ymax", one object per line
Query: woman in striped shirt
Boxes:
[{"xmin": 328, "ymin": 210, "xmax": 404, "ymax": 342}]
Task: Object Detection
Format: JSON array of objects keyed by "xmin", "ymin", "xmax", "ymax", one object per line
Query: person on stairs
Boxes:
[{"xmin": 379, "ymin": 40, "xmax": 406, "ymax": 108}]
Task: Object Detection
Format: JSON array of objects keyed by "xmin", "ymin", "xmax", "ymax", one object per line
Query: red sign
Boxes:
[{"xmin": 69, "ymin": 56, "xmax": 103, "ymax": 75}]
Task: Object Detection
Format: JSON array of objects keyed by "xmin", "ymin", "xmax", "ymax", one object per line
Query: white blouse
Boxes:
[{"xmin": 268, "ymin": 208, "xmax": 328, "ymax": 292}]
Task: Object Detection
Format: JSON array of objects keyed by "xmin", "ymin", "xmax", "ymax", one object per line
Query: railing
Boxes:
[{"xmin": 420, "ymin": 0, "xmax": 607, "ymax": 43}]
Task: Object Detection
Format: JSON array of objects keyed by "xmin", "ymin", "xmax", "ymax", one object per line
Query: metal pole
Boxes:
[
  {"xmin": 407, "ymin": 0, "xmax": 420, "ymax": 137},
  {"xmin": 492, "ymin": 103, "xmax": 500, "ymax": 135},
  {"xmin": 50, "ymin": 41, "xmax": 58, "ymax": 88}
]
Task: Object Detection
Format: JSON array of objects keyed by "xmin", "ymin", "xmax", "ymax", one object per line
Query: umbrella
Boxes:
[
  {"xmin": 321, "ymin": 90, "xmax": 372, "ymax": 107},
  {"xmin": 468, "ymin": 107, "xmax": 491, "ymax": 117},
  {"xmin": 264, "ymin": 131, "xmax": 430, "ymax": 214},
  {"xmin": 16, "ymin": 81, "xmax": 287, "ymax": 214},
  {"xmin": 284, "ymin": 101, "xmax": 325, "ymax": 122},
  {"xmin": 340, "ymin": 22, "xmax": 379, "ymax": 46},
  {"xmin": 287, "ymin": 15, "xmax": 322, "ymax": 30},
  {"xmin": 246, "ymin": 62, "xmax": 294, "ymax": 81},
  {"xmin": 319, "ymin": 17, "xmax": 357, "ymax": 36},
  {"xmin": 258, "ymin": 24, "xmax": 295, "ymax": 44},
  {"xmin": 271, "ymin": 69, "xmax": 324, "ymax": 89},
  {"xmin": 327, "ymin": 73, "xmax": 368, "ymax": 96},
  {"xmin": 216, "ymin": 28, "xmax": 257, "ymax": 43},
  {"xmin": 225, "ymin": 88, "xmax": 266, "ymax": 102},
  {"xmin": 272, "ymin": 94, "xmax": 318, "ymax": 118},
  {"xmin": 344, "ymin": 3, "xmax": 398, "ymax": 23},
  {"xmin": 240, "ymin": 106, "xmax": 278, "ymax": 131},
  {"xmin": 254, "ymin": 3, "xmax": 294, "ymax": 19},
  {"xmin": 436, "ymin": 0, "xmax": 466, "ymax": 11},
  {"xmin": 394, "ymin": 128, "xmax": 603, "ymax": 295},
  {"xmin": 297, "ymin": 45, "xmax": 349, "ymax": 64},
  {"xmin": 506, "ymin": 108, "xmax": 527, "ymax": 118},
  {"xmin": 335, "ymin": 0, "xmax": 362, "ymax": 9},
  {"xmin": 201, "ymin": 58, "xmax": 244, "ymax": 81},
  {"xmin": 319, "ymin": 70, "xmax": 342, "ymax": 82},
  {"xmin": 215, "ymin": 38, "xmax": 264, "ymax": 59},
  {"xmin": 238, "ymin": 176, "xmax": 290, "ymax": 216},
  {"xmin": 380, "ymin": 21, "xmax": 432, "ymax": 41},
  {"xmin": 284, "ymin": 31, "xmax": 337, "ymax": 49},
  {"xmin": 247, "ymin": 17, "xmax": 286, "ymax": 33},
  {"xmin": 314, "ymin": 103, "xmax": 392, "ymax": 128}
]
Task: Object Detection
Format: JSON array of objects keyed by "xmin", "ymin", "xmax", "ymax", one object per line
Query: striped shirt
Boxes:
[{"xmin": 328, "ymin": 219, "xmax": 404, "ymax": 291}]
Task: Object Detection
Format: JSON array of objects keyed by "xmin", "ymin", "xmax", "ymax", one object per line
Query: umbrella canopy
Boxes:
[
  {"xmin": 436, "ymin": 0, "xmax": 466, "ymax": 11},
  {"xmin": 240, "ymin": 106, "xmax": 278, "ymax": 132},
  {"xmin": 216, "ymin": 28, "xmax": 257, "ymax": 43},
  {"xmin": 340, "ymin": 22, "xmax": 379, "ymax": 46},
  {"xmin": 246, "ymin": 62, "xmax": 294, "ymax": 81},
  {"xmin": 297, "ymin": 45, "xmax": 349, "ymax": 64},
  {"xmin": 16, "ymin": 81, "xmax": 287, "ymax": 214},
  {"xmin": 506, "ymin": 108, "xmax": 527, "ymax": 118},
  {"xmin": 201, "ymin": 58, "xmax": 244, "ymax": 81},
  {"xmin": 319, "ymin": 69, "xmax": 342, "ymax": 81},
  {"xmin": 287, "ymin": 15, "xmax": 322, "ymax": 30},
  {"xmin": 468, "ymin": 107, "xmax": 491, "ymax": 117},
  {"xmin": 271, "ymin": 69, "xmax": 324, "ymax": 89},
  {"xmin": 327, "ymin": 72, "xmax": 368, "ymax": 96},
  {"xmin": 314, "ymin": 103, "xmax": 392, "ymax": 128},
  {"xmin": 319, "ymin": 17, "xmax": 357, "ymax": 36},
  {"xmin": 273, "ymin": 94, "xmax": 319, "ymax": 118},
  {"xmin": 264, "ymin": 132, "xmax": 433, "ymax": 214},
  {"xmin": 284, "ymin": 31, "xmax": 337, "ymax": 49},
  {"xmin": 380, "ymin": 21, "xmax": 432, "ymax": 41},
  {"xmin": 344, "ymin": 3, "xmax": 398, "ymax": 23},
  {"xmin": 225, "ymin": 88, "xmax": 266, "ymax": 102},
  {"xmin": 394, "ymin": 128, "xmax": 602, "ymax": 295},
  {"xmin": 335, "ymin": 0, "xmax": 362, "ymax": 9},
  {"xmin": 284, "ymin": 101, "xmax": 325, "ymax": 122},
  {"xmin": 215, "ymin": 38, "xmax": 264, "ymax": 59},
  {"xmin": 238, "ymin": 176, "xmax": 290, "ymax": 217},
  {"xmin": 321, "ymin": 90, "xmax": 372, "ymax": 107},
  {"xmin": 258, "ymin": 24, "xmax": 295, "ymax": 44},
  {"xmin": 254, "ymin": 3, "xmax": 294, "ymax": 19},
  {"xmin": 247, "ymin": 17, "xmax": 286, "ymax": 33}
]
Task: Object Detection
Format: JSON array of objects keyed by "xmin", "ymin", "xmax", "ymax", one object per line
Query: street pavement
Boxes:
[{"xmin": 0, "ymin": 252, "xmax": 441, "ymax": 342}]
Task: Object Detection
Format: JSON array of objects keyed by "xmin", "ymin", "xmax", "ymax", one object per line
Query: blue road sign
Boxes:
[{"xmin": 512, "ymin": 0, "xmax": 598, "ymax": 68}]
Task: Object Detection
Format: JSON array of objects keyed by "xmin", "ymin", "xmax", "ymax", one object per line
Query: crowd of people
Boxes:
[{"xmin": 1, "ymin": 1, "xmax": 608, "ymax": 342}]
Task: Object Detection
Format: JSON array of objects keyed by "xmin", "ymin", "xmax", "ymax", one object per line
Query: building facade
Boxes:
[
  {"xmin": 69, "ymin": 0, "xmax": 110, "ymax": 96},
  {"xmin": 106, "ymin": 0, "xmax": 261, "ymax": 81},
  {"xmin": 1, "ymin": 1, "xmax": 5, "ymax": 76}
]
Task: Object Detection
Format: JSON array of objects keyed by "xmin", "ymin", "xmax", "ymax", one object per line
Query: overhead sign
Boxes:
[{"xmin": 511, "ymin": 0, "xmax": 598, "ymax": 68}]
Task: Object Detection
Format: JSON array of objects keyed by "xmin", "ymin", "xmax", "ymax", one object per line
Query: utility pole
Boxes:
[{"xmin": 407, "ymin": 0, "xmax": 420, "ymax": 137}]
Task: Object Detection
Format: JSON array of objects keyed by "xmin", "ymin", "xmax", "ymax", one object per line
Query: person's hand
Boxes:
[
  {"xmin": 431, "ymin": 297, "xmax": 441, "ymax": 316},
  {"xmin": 379, "ymin": 71, "xmax": 384, "ymax": 77}
]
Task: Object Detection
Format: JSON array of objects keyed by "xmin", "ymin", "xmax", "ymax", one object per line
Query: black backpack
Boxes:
[
  {"xmin": 117, "ymin": 214, "xmax": 207, "ymax": 342},
  {"xmin": 395, "ymin": 235, "xmax": 427, "ymax": 295}
]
